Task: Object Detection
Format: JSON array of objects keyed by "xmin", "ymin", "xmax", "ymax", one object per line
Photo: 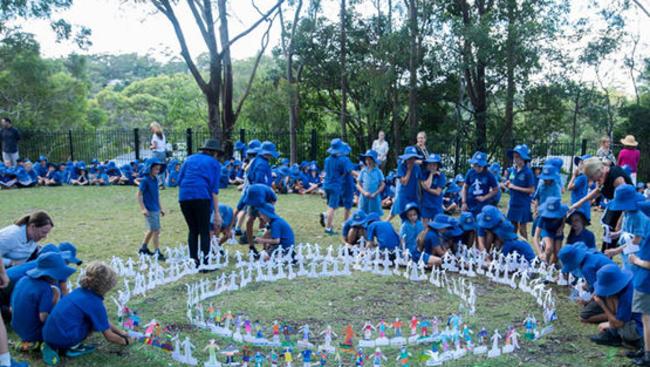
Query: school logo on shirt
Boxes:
[
  {"xmin": 517, "ymin": 174, "xmax": 525, "ymax": 181},
  {"xmin": 472, "ymin": 179, "xmax": 483, "ymax": 195}
]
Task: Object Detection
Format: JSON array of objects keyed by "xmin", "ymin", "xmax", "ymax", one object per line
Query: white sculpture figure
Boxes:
[
  {"xmin": 408, "ymin": 260, "xmax": 420, "ymax": 282},
  {"xmin": 307, "ymin": 260, "xmax": 319, "ymax": 278},
  {"xmin": 381, "ymin": 250, "xmax": 393, "ymax": 276},
  {"xmin": 510, "ymin": 328, "xmax": 520, "ymax": 350},
  {"xmin": 235, "ymin": 251, "xmax": 244, "ymax": 268},
  {"xmin": 509, "ymin": 271, "xmax": 517, "ymax": 289},
  {"xmin": 287, "ymin": 262, "xmax": 296, "ymax": 280},
  {"xmin": 172, "ymin": 334, "xmax": 182, "ymax": 360},
  {"xmin": 255, "ymin": 261, "xmax": 265, "ymax": 282},
  {"xmin": 297, "ymin": 256, "xmax": 307, "ymax": 277},
  {"xmin": 320, "ymin": 257, "xmax": 330, "ymax": 276},
  {"xmin": 204, "ymin": 339, "xmax": 221, "ymax": 367},
  {"xmin": 342, "ymin": 254, "xmax": 352, "ymax": 275},
  {"xmin": 298, "ymin": 324, "xmax": 314, "ymax": 348},
  {"xmin": 228, "ymin": 272, "xmax": 239, "ymax": 291},
  {"xmin": 487, "ymin": 330, "xmax": 501, "ymax": 358},
  {"xmin": 177, "ymin": 336, "xmax": 197, "ymax": 365},
  {"xmin": 232, "ymin": 316, "xmax": 244, "ymax": 343},
  {"xmin": 276, "ymin": 261, "xmax": 287, "ymax": 280},
  {"xmin": 319, "ymin": 325, "xmax": 337, "ymax": 353},
  {"xmin": 266, "ymin": 259, "xmax": 276, "ymax": 282},
  {"xmin": 331, "ymin": 257, "xmax": 341, "ymax": 276},
  {"xmin": 418, "ymin": 258, "xmax": 427, "ymax": 281}
]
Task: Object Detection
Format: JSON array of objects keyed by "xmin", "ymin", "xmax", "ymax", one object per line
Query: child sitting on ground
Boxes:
[{"xmin": 42, "ymin": 262, "xmax": 132, "ymax": 366}]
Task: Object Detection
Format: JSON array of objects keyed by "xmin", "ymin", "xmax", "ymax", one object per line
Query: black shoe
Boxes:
[
  {"xmin": 153, "ymin": 249, "xmax": 166, "ymax": 262},
  {"xmin": 633, "ymin": 356, "xmax": 650, "ymax": 366},
  {"xmin": 239, "ymin": 235, "xmax": 248, "ymax": 245},
  {"xmin": 627, "ymin": 349, "xmax": 645, "ymax": 359},
  {"xmin": 199, "ymin": 268, "xmax": 218, "ymax": 274},
  {"xmin": 590, "ymin": 329, "xmax": 622, "ymax": 347},
  {"xmin": 319, "ymin": 212, "xmax": 326, "ymax": 228},
  {"xmin": 138, "ymin": 244, "xmax": 153, "ymax": 256}
]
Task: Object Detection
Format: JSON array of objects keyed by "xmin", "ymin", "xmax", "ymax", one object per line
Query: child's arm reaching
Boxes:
[
  {"xmin": 630, "ymin": 254, "xmax": 650, "ymax": 270},
  {"xmin": 103, "ymin": 323, "xmax": 132, "ymax": 345}
]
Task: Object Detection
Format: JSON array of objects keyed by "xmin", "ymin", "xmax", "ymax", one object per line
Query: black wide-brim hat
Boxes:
[{"xmin": 200, "ymin": 139, "xmax": 224, "ymax": 153}]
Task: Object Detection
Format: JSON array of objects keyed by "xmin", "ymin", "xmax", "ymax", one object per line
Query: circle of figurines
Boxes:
[{"xmin": 95, "ymin": 240, "xmax": 560, "ymax": 367}]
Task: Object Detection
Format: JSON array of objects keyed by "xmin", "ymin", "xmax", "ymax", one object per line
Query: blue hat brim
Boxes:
[
  {"xmin": 258, "ymin": 207, "xmax": 278, "ymax": 219},
  {"xmin": 507, "ymin": 148, "xmax": 531, "ymax": 161},
  {"xmin": 639, "ymin": 201, "xmax": 650, "ymax": 217},
  {"xmin": 428, "ymin": 221, "xmax": 451, "ymax": 230},
  {"xmin": 423, "ymin": 159, "xmax": 443, "ymax": 167},
  {"xmin": 399, "ymin": 153, "xmax": 420, "ymax": 161},
  {"xmin": 477, "ymin": 213, "xmax": 501, "ymax": 229},
  {"xmin": 608, "ymin": 193, "xmax": 645, "ymax": 211},
  {"xmin": 539, "ymin": 173, "xmax": 558, "ymax": 181},
  {"xmin": 560, "ymin": 245, "xmax": 587, "ymax": 273},
  {"xmin": 460, "ymin": 222, "xmax": 477, "ymax": 231},
  {"xmin": 469, "ymin": 158, "xmax": 488, "ymax": 167},
  {"xmin": 259, "ymin": 150, "xmax": 280, "ymax": 159},
  {"xmin": 27, "ymin": 264, "xmax": 76, "ymax": 282},
  {"xmin": 446, "ymin": 185, "xmax": 461, "ymax": 194},
  {"xmin": 595, "ymin": 269, "xmax": 633, "ymax": 297},
  {"xmin": 539, "ymin": 204, "xmax": 569, "ymax": 219},
  {"xmin": 399, "ymin": 204, "xmax": 420, "ymax": 220},
  {"xmin": 350, "ymin": 218, "xmax": 367, "ymax": 227},
  {"xmin": 447, "ymin": 226, "xmax": 463, "ymax": 237},
  {"xmin": 360, "ymin": 154, "xmax": 379, "ymax": 165}
]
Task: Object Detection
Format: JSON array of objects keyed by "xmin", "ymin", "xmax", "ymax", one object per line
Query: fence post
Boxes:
[
  {"xmin": 134, "ymin": 128, "xmax": 140, "ymax": 161},
  {"xmin": 68, "ymin": 130, "xmax": 74, "ymax": 161},
  {"xmin": 310, "ymin": 129, "xmax": 317, "ymax": 162},
  {"xmin": 581, "ymin": 139, "xmax": 588, "ymax": 156},
  {"xmin": 240, "ymin": 128, "xmax": 246, "ymax": 144},
  {"xmin": 186, "ymin": 128, "xmax": 193, "ymax": 156}
]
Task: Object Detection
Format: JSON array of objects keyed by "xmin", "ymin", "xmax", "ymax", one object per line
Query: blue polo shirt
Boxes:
[
  {"xmin": 420, "ymin": 171, "xmax": 446, "ymax": 212},
  {"xmin": 11, "ymin": 276, "xmax": 55, "ymax": 342},
  {"xmin": 138, "ymin": 175, "xmax": 160, "ymax": 212},
  {"xmin": 502, "ymin": 240, "xmax": 536, "ymax": 262},
  {"xmin": 464, "ymin": 169, "xmax": 498, "ymax": 211},
  {"xmin": 210, "ymin": 204, "xmax": 234, "ymax": 230},
  {"xmin": 6, "ymin": 261, "xmax": 37, "ymax": 284},
  {"xmin": 409, "ymin": 230, "xmax": 442, "ymax": 263},
  {"xmin": 43, "ymin": 288, "xmax": 110, "ymax": 349},
  {"xmin": 400, "ymin": 220, "xmax": 424, "ymax": 255},
  {"xmin": 397, "ymin": 162, "xmax": 421, "ymax": 204},
  {"xmin": 633, "ymin": 237, "xmax": 650, "ymax": 293},
  {"xmin": 178, "ymin": 153, "xmax": 221, "ymax": 202},
  {"xmin": 534, "ymin": 181, "xmax": 561, "ymax": 205},
  {"xmin": 567, "ymin": 228, "xmax": 596, "ymax": 249},
  {"xmin": 323, "ymin": 155, "xmax": 347, "ymax": 192},
  {"xmin": 580, "ymin": 253, "xmax": 615, "ymax": 290},
  {"xmin": 571, "ymin": 174, "xmax": 591, "ymax": 221},
  {"xmin": 614, "ymin": 282, "xmax": 643, "ymax": 336},
  {"xmin": 366, "ymin": 221, "xmax": 400, "ymax": 251},
  {"xmin": 623, "ymin": 210, "xmax": 649, "ymax": 239},
  {"xmin": 509, "ymin": 166, "xmax": 535, "ymax": 208},
  {"xmin": 269, "ymin": 217, "xmax": 294, "ymax": 249},
  {"xmin": 249, "ymin": 156, "xmax": 273, "ymax": 186}
]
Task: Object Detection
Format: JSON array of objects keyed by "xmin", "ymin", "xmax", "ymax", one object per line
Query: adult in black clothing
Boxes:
[{"xmin": 570, "ymin": 157, "xmax": 632, "ymax": 251}]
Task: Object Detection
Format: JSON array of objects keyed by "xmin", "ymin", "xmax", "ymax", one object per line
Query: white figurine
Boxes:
[{"xmin": 487, "ymin": 330, "xmax": 501, "ymax": 358}]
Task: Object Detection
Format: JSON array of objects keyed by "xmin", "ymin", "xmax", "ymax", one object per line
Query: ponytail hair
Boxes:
[
  {"xmin": 15, "ymin": 211, "xmax": 54, "ymax": 228},
  {"xmin": 416, "ymin": 226, "xmax": 430, "ymax": 252}
]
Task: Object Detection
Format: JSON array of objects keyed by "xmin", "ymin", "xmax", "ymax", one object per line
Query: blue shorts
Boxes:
[
  {"xmin": 541, "ymin": 229, "xmax": 563, "ymax": 241},
  {"xmin": 325, "ymin": 189, "xmax": 341, "ymax": 209},
  {"xmin": 247, "ymin": 206, "xmax": 259, "ymax": 218},
  {"xmin": 421, "ymin": 206, "xmax": 442, "ymax": 221},
  {"xmin": 507, "ymin": 206, "xmax": 533, "ymax": 224},
  {"xmin": 341, "ymin": 194, "xmax": 353, "ymax": 210},
  {"xmin": 145, "ymin": 211, "xmax": 161, "ymax": 231}
]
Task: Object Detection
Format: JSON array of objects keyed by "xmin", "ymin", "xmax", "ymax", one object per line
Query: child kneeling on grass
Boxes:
[
  {"xmin": 41, "ymin": 261, "xmax": 131, "ymax": 366},
  {"xmin": 254, "ymin": 204, "xmax": 295, "ymax": 261},
  {"xmin": 11, "ymin": 252, "xmax": 76, "ymax": 352}
]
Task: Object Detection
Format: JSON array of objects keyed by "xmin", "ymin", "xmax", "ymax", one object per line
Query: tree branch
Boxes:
[{"xmin": 224, "ymin": 0, "xmax": 284, "ymax": 51}]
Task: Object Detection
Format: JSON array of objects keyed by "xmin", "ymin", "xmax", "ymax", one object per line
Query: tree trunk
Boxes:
[
  {"xmin": 407, "ymin": 0, "xmax": 418, "ymax": 137},
  {"xmin": 206, "ymin": 90, "xmax": 222, "ymax": 143},
  {"xmin": 570, "ymin": 86, "xmax": 582, "ymax": 173},
  {"xmin": 340, "ymin": 0, "xmax": 348, "ymax": 141},
  {"xmin": 288, "ymin": 57, "xmax": 299, "ymax": 163},
  {"xmin": 502, "ymin": 0, "xmax": 516, "ymax": 161},
  {"xmin": 475, "ymin": 62, "xmax": 487, "ymax": 152},
  {"xmin": 218, "ymin": 0, "xmax": 234, "ymax": 154}
]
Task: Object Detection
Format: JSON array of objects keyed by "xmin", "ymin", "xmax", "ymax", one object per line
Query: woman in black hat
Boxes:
[{"xmin": 177, "ymin": 139, "xmax": 224, "ymax": 268}]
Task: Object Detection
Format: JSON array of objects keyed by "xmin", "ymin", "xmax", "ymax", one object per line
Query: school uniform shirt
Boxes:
[
  {"xmin": 34, "ymin": 163, "xmax": 48, "ymax": 177},
  {"xmin": 358, "ymin": 167, "xmax": 385, "ymax": 216},
  {"xmin": 43, "ymin": 287, "xmax": 110, "ymax": 349},
  {"xmin": 533, "ymin": 182, "xmax": 562, "ymax": 206},
  {"xmin": 139, "ymin": 175, "xmax": 160, "ymax": 212},
  {"xmin": 166, "ymin": 170, "xmax": 180, "ymax": 187},
  {"xmin": 0, "ymin": 224, "xmax": 37, "ymax": 266},
  {"xmin": 366, "ymin": 221, "xmax": 400, "ymax": 251},
  {"xmin": 6, "ymin": 260, "xmax": 37, "ymax": 284},
  {"xmin": 464, "ymin": 169, "xmax": 498, "ymax": 213},
  {"xmin": 396, "ymin": 162, "xmax": 421, "ymax": 209},
  {"xmin": 410, "ymin": 230, "xmax": 442, "ymax": 263},
  {"xmin": 570, "ymin": 174, "xmax": 591, "ymax": 221},
  {"xmin": 11, "ymin": 276, "xmax": 54, "ymax": 342},
  {"xmin": 323, "ymin": 155, "xmax": 347, "ymax": 192},
  {"xmin": 579, "ymin": 253, "xmax": 615, "ymax": 290},
  {"xmin": 219, "ymin": 204, "xmax": 234, "ymax": 229},
  {"xmin": 341, "ymin": 157, "xmax": 356, "ymax": 209},
  {"xmin": 420, "ymin": 171, "xmax": 446, "ymax": 219},
  {"xmin": 269, "ymin": 217, "xmax": 295, "ymax": 249},
  {"xmin": 567, "ymin": 228, "xmax": 596, "ymax": 249},
  {"xmin": 633, "ymin": 237, "xmax": 650, "ymax": 294},
  {"xmin": 507, "ymin": 166, "xmax": 535, "ymax": 220},
  {"xmin": 249, "ymin": 156, "xmax": 273, "ymax": 186},
  {"xmin": 97, "ymin": 172, "xmax": 110, "ymax": 185},
  {"xmin": 400, "ymin": 220, "xmax": 424, "ymax": 256},
  {"xmin": 622, "ymin": 210, "xmax": 649, "ymax": 240},
  {"xmin": 613, "ymin": 282, "xmax": 644, "ymax": 336},
  {"xmin": 502, "ymin": 240, "xmax": 536, "ymax": 262},
  {"xmin": 539, "ymin": 217, "xmax": 564, "ymax": 240},
  {"xmin": 49, "ymin": 170, "xmax": 64, "ymax": 184},
  {"xmin": 178, "ymin": 152, "xmax": 221, "ymax": 202}
]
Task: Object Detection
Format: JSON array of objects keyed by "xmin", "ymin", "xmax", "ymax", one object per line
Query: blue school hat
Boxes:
[
  {"xmin": 454, "ymin": 174, "xmax": 465, "ymax": 184},
  {"xmin": 539, "ymin": 164, "xmax": 559, "ymax": 181},
  {"xmin": 247, "ymin": 139, "xmax": 262, "ymax": 155},
  {"xmin": 38, "ymin": 155, "xmax": 48, "ymax": 162},
  {"xmin": 477, "ymin": 205, "xmax": 503, "ymax": 229},
  {"xmin": 559, "ymin": 242, "xmax": 589, "ymax": 273},
  {"xmin": 445, "ymin": 182, "xmax": 461, "ymax": 194},
  {"xmin": 235, "ymin": 140, "xmax": 246, "ymax": 151},
  {"xmin": 469, "ymin": 151, "xmax": 489, "ymax": 167},
  {"xmin": 507, "ymin": 144, "xmax": 531, "ymax": 161},
  {"xmin": 459, "ymin": 212, "xmax": 477, "ymax": 232},
  {"xmin": 350, "ymin": 210, "xmax": 368, "ymax": 227},
  {"xmin": 446, "ymin": 218, "xmax": 463, "ymax": 237},
  {"xmin": 343, "ymin": 142, "xmax": 352, "ymax": 156},
  {"xmin": 399, "ymin": 202, "xmax": 420, "ymax": 221},
  {"xmin": 489, "ymin": 163, "xmax": 501, "ymax": 176},
  {"xmin": 91, "ymin": 158, "xmax": 100, "ymax": 165},
  {"xmin": 39, "ymin": 243, "xmax": 60, "ymax": 255},
  {"xmin": 622, "ymin": 165, "xmax": 632, "ymax": 176},
  {"xmin": 279, "ymin": 158, "xmax": 290, "ymax": 166},
  {"xmin": 26, "ymin": 252, "xmax": 76, "ymax": 282},
  {"xmin": 259, "ymin": 141, "xmax": 280, "ymax": 159},
  {"xmin": 423, "ymin": 154, "xmax": 443, "ymax": 167},
  {"xmin": 428, "ymin": 214, "xmax": 455, "ymax": 230},
  {"xmin": 608, "ymin": 184, "xmax": 645, "ymax": 211},
  {"xmin": 299, "ymin": 161, "xmax": 309, "ymax": 170},
  {"xmin": 546, "ymin": 157, "xmax": 564, "ymax": 170},
  {"xmin": 492, "ymin": 221, "xmax": 518, "ymax": 241},
  {"xmin": 289, "ymin": 164, "xmax": 302, "ymax": 179},
  {"xmin": 309, "ymin": 163, "xmax": 319, "ymax": 172},
  {"xmin": 539, "ymin": 197, "xmax": 568, "ymax": 219},
  {"xmin": 573, "ymin": 154, "xmax": 592, "ymax": 167},
  {"xmin": 567, "ymin": 209, "xmax": 590, "ymax": 226},
  {"xmin": 594, "ymin": 264, "xmax": 633, "ymax": 297},
  {"xmin": 637, "ymin": 182, "xmax": 645, "ymax": 190},
  {"xmin": 58, "ymin": 242, "xmax": 82, "ymax": 265},
  {"xmin": 327, "ymin": 138, "xmax": 347, "ymax": 156},
  {"xmin": 143, "ymin": 157, "xmax": 166, "ymax": 174},
  {"xmin": 365, "ymin": 213, "xmax": 380, "ymax": 224},
  {"xmin": 360, "ymin": 150, "xmax": 379, "ymax": 165},
  {"xmin": 258, "ymin": 203, "xmax": 278, "ymax": 219},
  {"xmin": 639, "ymin": 201, "xmax": 650, "ymax": 217},
  {"xmin": 399, "ymin": 146, "xmax": 421, "ymax": 161}
]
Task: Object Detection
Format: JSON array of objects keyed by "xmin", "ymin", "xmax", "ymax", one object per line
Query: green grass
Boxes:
[{"xmin": 0, "ymin": 186, "xmax": 629, "ymax": 366}]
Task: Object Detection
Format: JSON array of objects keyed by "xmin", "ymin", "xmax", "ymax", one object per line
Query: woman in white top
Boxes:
[
  {"xmin": 150, "ymin": 122, "xmax": 167, "ymax": 185},
  {"xmin": 371, "ymin": 130, "xmax": 389, "ymax": 170}
]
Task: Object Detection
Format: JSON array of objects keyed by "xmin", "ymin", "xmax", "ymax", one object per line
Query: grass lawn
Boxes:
[{"xmin": 0, "ymin": 186, "xmax": 629, "ymax": 366}]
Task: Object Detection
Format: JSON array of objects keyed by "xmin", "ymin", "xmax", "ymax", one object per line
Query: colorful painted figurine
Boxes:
[
  {"xmin": 409, "ymin": 316, "xmax": 418, "ymax": 336},
  {"xmin": 396, "ymin": 346, "xmax": 411, "ymax": 367},
  {"xmin": 341, "ymin": 324, "xmax": 355, "ymax": 348},
  {"xmin": 204, "ymin": 339, "xmax": 221, "ymax": 367},
  {"xmin": 255, "ymin": 351, "xmax": 266, "ymax": 367},
  {"xmin": 392, "ymin": 318, "xmax": 403, "ymax": 337},
  {"xmin": 302, "ymin": 349, "xmax": 313, "ymax": 367},
  {"xmin": 371, "ymin": 348, "xmax": 387, "ymax": 367},
  {"xmin": 354, "ymin": 347, "xmax": 365, "ymax": 366},
  {"xmin": 284, "ymin": 348, "xmax": 294, "ymax": 367}
]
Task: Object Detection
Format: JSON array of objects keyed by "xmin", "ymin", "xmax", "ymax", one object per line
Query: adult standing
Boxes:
[
  {"xmin": 0, "ymin": 118, "xmax": 20, "ymax": 167},
  {"xmin": 571, "ymin": 157, "xmax": 632, "ymax": 252},
  {"xmin": 596, "ymin": 136, "xmax": 617, "ymax": 166},
  {"xmin": 150, "ymin": 122, "xmax": 167, "ymax": 185},
  {"xmin": 414, "ymin": 131, "xmax": 429, "ymax": 160},
  {"xmin": 178, "ymin": 139, "xmax": 223, "ymax": 268},
  {"xmin": 618, "ymin": 135, "xmax": 641, "ymax": 185},
  {"xmin": 371, "ymin": 130, "xmax": 389, "ymax": 170}
]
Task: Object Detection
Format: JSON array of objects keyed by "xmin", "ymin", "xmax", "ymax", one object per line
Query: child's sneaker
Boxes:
[
  {"xmin": 16, "ymin": 341, "xmax": 40, "ymax": 352},
  {"xmin": 324, "ymin": 228, "xmax": 336, "ymax": 235},
  {"xmin": 65, "ymin": 343, "xmax": 95, "ymax": 358},
  {"xmin": 153, "ymin": 249, "xmax": 166, "ymax": 262},
  {"xmin": 42, "ymin": 343, "xmax": 60, "ymax": 366},
  {"xmin": 238, "ymin": 235, "xmax": 248, "ymax": 245},
  {"xmin": 138, "ymin": 244, "xmax": 153, "ymax": 256},
  {"xmin": 319, "ymin": 212, "xmax": 326, "ymax": 227},
  {"xmin": 234, "ymin": 227, "xmax": 243, "ymax": 236}
]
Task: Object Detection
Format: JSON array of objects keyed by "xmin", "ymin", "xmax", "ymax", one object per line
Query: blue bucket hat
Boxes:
[
  {"xmin": 350, "ymin": 210, "xmax": 368, "ymax": 227},
  {"xmin": 289, "ymin": 164, "xmax": 302, "ymax": 179},
  {"xmin": 454, "ymin": 174, "xmax": 465, "ymax": 184},
  {"xmin": 489, "ymin": 163, "xmax": 501, "ymax": 176},
  {"xmin": 424, "ymin": 154, "xmax": 443, "ymax": 167},
  {"xmin": 539, "ymin": 164, "xmax": 559, "ymax": 181},
  {"xmin": 258, "ymin": 203, "xmax": 278, "ymax": 220},
  {"xmin": 492, "ymin": 221, "xmax": 518, "ymax": 241},
  {"xmin": 327, "ymin": 138, "xmax": 348, "ymax": 155},
  {"xmin": 143, "ymin": 157, "xmax": 166, "ymax": 174},
  {"xmin": 445, "ymin": 182, "xmax": 461, "ymax": 194},
  {"xmin": 469, "ymin": 151, "xmax": 489, "ymax": 167},
  {"xmin": 91, "ymin": 158, "xmax": 100, "ymax": 165},
  {"xmin": 507, "ymin": 144, "xmax": 531, "ymax": 161},
  {"xmin": 559, "ymin": 242, "xmax": 589, "ymax": 273},
  {"xmin": 428, "ymin": 214, "xmax": 455, "ymax": 230},
  {"xmin": 235, "ymin": 140, "xmax": 246, "ymax": 151},
  {"xmin": 309, "ymin": 163, "xmax": 319, "ymax": 172},
  {"xmin": 608, "ymin": 184, "xmax": 645, "ymax": 211},
  {"xmin": 279, "ymin": 158, "xmax": 290, "ymax": 166},
  {"xmin": 446, "ymin": 218, "xmax": 463, "ymax": 237},
  {"xmin": 539, "ymin": 197, "xmax": 568, "ymax": 219},
  {"xmin": 247, "ymin": 139, "xmax": 262, "ymax": 155},
  {"xmin": 259, "ymin": 141, "xmax": 280, "ymax": 158},
  {"xmin": 594, "ymin": 264, "xmax": 633, "ymax": 297},
  {"xmin": 400, "ymin": 202, "xmax": 420, "ymax": 221},
  {"xmin": 58, "ymin": 242, "xmax": 82, "ymax": 265},
  {"xmin": 546, "ymin": 157, "xmax": 564, "ymax": 170},
  {"xmin": 26, "ymin": 252, "xmax": 76, "ymax": 282},
  {"xmin": 38, "ymin": 155, "xmax": 48, "ymax": 162},
  {"xmin": 573, "ymin": 154, "xmax": 592, "ymax": 167},
  {"xmin": 365, "ymin": 213, "xmax": 380, "ymax": 224},
  {"xmin": 399, "ymin": 146, "xmax": 421, "ymax": 161},
  {"xmin": 477, "ymin": 205, "xmax": 503, "ymax": 229},
  {"xmin": 459, "ymin": 212, "xmax": 477, "ymax": 232},
  {"xmin": 360, "ymin": 150, "xmax": 379, "ymax": 165},
  {"xmin": 39, "ymin": 243, "xmax": 60, "ymax": 255}
]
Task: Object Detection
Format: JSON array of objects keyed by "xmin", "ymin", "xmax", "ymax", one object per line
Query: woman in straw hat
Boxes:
[{"xmin": 618, "ymin": 135, "xmax": 641, "ymax": 185}]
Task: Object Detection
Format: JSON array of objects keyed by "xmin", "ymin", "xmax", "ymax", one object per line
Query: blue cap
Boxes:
[
  {"xmin": 423, "ymin": 154, "xmax": 443, "ymax": 167},
  {"xmin": 350, "ymin": 210, "xmax": 368, "ymax": 227},
  {"xmin": 143, "ymin": 157, "xmax": 166, "ymax": 174},
  {"xmin": 259, "ymin": 141, "xmax": 280, "ymax": 159},
  {"xmin": 469, "ymin": 151, "xmax": 488, "ymax": 167},
  {"xmin": 38, "ymin": 155, "xmax": 48, "ymax": 162},
  {"xmin": 539, "ymin": 164, "xmax": 559, "ymax": 181},
  {"xmin": 594, "ymin": 264, "xmax": 633, "ymax": 297},
  {"xmin": 539, "ymin": 197, "xmax": 568, "ymax": 219},
  {"xmin": 26, "ymin": 252, "xmax": 76, "ymax": 282},
  {"xmin": 399, "ymin": 146, "xmax": 421, "ymax": 161},
  {"xmin": 359, "ymin": 150, "xmax": 379, "ymax": 165},
  {"xmin": 559, "ymin": 242, "xmax": 588, "ymax": 273},
  {"xmin": 547, "ymin": 157, "xmax": 564, "ymax": 170},
  {"xmin": 399, "ymin": 202, "xmax": 420, "ymax": 221},
  {"xmin": 454, "ymin": 174, "xmax": 465, "ymax": 184},
  {"xmin": 507, "ymin": 144, "xmax": 531, "ymax": 161},
  {"xmin": 327, "ymin": 138, "xmax": 348, "ymax": 156},
  {"xmin": 258, "ymin": 203, "xmax": 278, "ymax": 219},
  {"xmin": 459, "ymin": 212, "xmax": 477, "ymax": 232},
  {"xmin": 247, "ymin": 139, "xmax": 262, "ymax": 155},
  {"xmin": 489, "ymin": 163, "xmax": 501, "ymax": 176},
  {"xmin": 477, "ymin": 205, "xmax": 503, "ymax": 229},
  {"xmin": 445, "ymin": 182, "xmax": 461, "ymax": 194},
  {"xmin": 365, "ymin": 213, "xmax": 380, "ymax": 224},
  {"xmin": 608, "ymin": 184, "xmax": 646, "ymax": 211},
  {"xmin": 58, "ymin": 242, "xmax": 82, "ymax": 265},
  {"xmin": 428, "ymin": 214, "xmax": 456, "ymax": 230}
]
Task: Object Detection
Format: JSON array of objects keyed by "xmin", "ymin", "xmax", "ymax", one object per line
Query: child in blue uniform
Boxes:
[
  {"xmin": 412, "ymin": 220, "xmax": 444, "ymax": 268},
  {"xmin": 419, "ymin": 154, "xmax": 446, "ymax": 224},
  {"xmin": 341, "ymin": 210, "xmax": 368, "ymax": 247},
  {"xmin": 505, "ymin": 144, "xmax": 536, "ymax": 239},
  {"xmin": 255, "ymin": 204, "xmax": 295, "ymax": 261},
  {"xmin": 566, "ymin": 211, "xmax": 596, "ymax": 249},
  {"xmin": 427, "ymin": 214, "xmax": 463, "ymax": 254},
  {"xmin": 11, "ymin": 253, "xmax": 76, "ymax": 350},
  {"xmin": 531, "ymin": 164, "xmax": 562, "ymax": 243},
  {"xmin": 166, "ymin": 159, "xmax": 181, "ymax": 187},
  {"xmin": 443, "ymin": 182, "xmax": 461, "ymax": 214},
  {"xmin": 136, "ymin": 158, "xmax": 166, "ymax": 261},
  {"xmin": 628, "ymin": 202, "xmax": 650, "ymax": 365},
  {"xmin": 357, "ymin": 150, "xmax": 385, "ymax": 217},
  {"xmin": 461, "ymin": 151, "xmax": 498, "ymax": 216},
  {"xmin": 534, "ymin": 197, "xmax": 567, "ymax": 265},
  {"xmin": 390, "ymin": 147, "xmax": 422, "ymax": 222},
  {"xmin": 476, "ymin": 205, "xmax": 506, "ymax": 252},
  {"xmin": 399, "ymin": 203, "xmax": 423, "ymax": 257},
  {"xmin": 365, "ymin": 213, "xmax": 400, "ymax": 253},
  {"xmin": 209, "ymin": 203, "xmax": 234, "ymax": 245},
  {"xmin": 459, "ymin": 212, "xmax": 478, "ymax": 248},
  {"xmin": 604, "ymin": 184, "xmax": 648, "ymax": 271},
  {"xmin": 340, "ymin": 143, "xmax": 357, "ymax": 221},
  {"xmin": 568, "ymin": 155, "xmax": 592, "ymax": 223},
  {"xmin": 321, "ymin": 139, "xmax": 352, "ymax": 235}
]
